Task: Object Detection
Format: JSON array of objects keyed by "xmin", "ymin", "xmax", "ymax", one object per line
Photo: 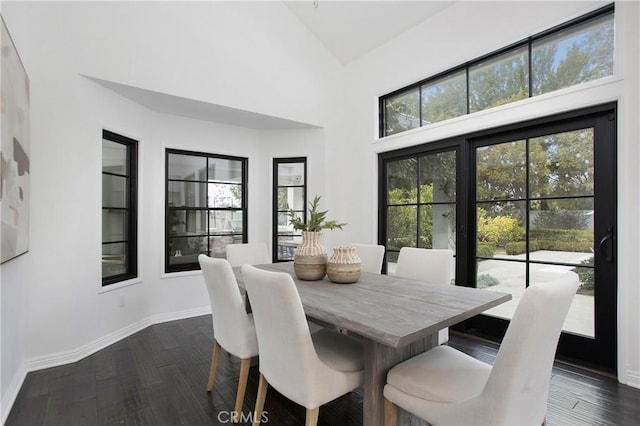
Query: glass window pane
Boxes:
[
  {"xmin": 102, "ymin": 175, "xmax": 127, "ymax": 208},
  {"xmin": 169, "ymin": 236, "xmax": 208, "ymax": 260},
  {"xmin": 184, "ymin": 210, "xmax": 208, "ymax": 234},
  {"xmin": 102, "ymin": 242, "xmax": 127, "ymax": 278},
  {"xmin": 102, "ymin": 140, "xmax": 127, "ymax": 175},
  {"xmin": 476, "ymin": 140, "xmax": 526, "ymax": 201},
  {"xmin": 529, "ymin": 129, "xmax": 594, "ymax": 198},
  {"xmin": 208, "ymin": 183, "xmax": 242, "ymax": 208},
  {"xmin": 469, "ymin": 46, "xmax": 529, "ymax": 113},
  {"xmin": 168, "ymin": 210, "xmax": 188, "ymax": 236},
  {"xmin": 278, "ymin": 187, "xmax": 304, "ymax": 211},
  {"xmin": 279, "ymin": 210, "xmax": 302, "ymax": 230},
  {"xmin": 529, "ymin": 198, "xmax": 594, "ymax": 263},
  {"xmin": 168, "ymin": 181, "xmax": 206, "ymax": 207},
  {"xmin": 421, "ymin": 70, "xmax": 466, "ymax": 125},
  {"xmin": 419, "ymin": 151, "xmax": 456, "ymax": 203},
  {"xmin": 209, "ymin": 210, "xmax": 243, "ymax": 233},
  {"xmin": 477, "ymin": 201, "xmax": 526, "ymax": 260},
  {"xmin": 477, "ymin": 259, "xmax": 526, "ymax": 320},
  {"xmin": 388, "ymin": 159, "xmax": 417, "ymax": 204},
  {"xmin": 209, "ymin": 158, "xmax": 242, "ymax": 183},
  {"xmin": 102, "ymin": 210, "xmax": 127, "ymax": 243},
  {"xmin": 168, "ymin": 153, "xmax": 206, "ymax": 180},
  {"xmin": 277, "ymin": 236, "xmax": 298, "ymax": 261},
  {"xmin": 384, "ymin": 88, "xmax": 420, "ymax": 136},
  {"xmin": 278, "ymin": 163, "xmax": 305, "ymax": 186},
  {"xmin": 532, "ymin": 14, "xmax": 614, "ymax": 96},
  {"xmin": 419, "ymin": 203, "xmax": 456, "ymax": 251},
  {"xmin": 387, "ymin": 205, "xmax": 417, "ymax": 250}
]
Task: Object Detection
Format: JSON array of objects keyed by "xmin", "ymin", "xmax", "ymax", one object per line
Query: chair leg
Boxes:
[
  {"xmin": 384, "ymin": 398, "xmax": 398, "ymax": 426},
  {"xmin": 232, "ymin": 358, "xmax": 251, "ymax": 422},
  {"xmin": 252, "ymin": 373, "xmax": 268, "ymax": 426},
  {"xmin": 305, "ymin": 407, "xmax": 319, "ymax": 426},
  {"xmin": 207, "ymin": 340, "xmax": 222, "ymax": 391}
]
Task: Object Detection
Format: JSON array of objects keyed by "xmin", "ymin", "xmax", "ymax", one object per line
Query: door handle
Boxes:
[{"xmin": 599, "ymin": 227, "xmax": 614, "ymax": 263}]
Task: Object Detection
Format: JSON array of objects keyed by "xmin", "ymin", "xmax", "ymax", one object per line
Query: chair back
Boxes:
[
  {"xmin": 395, "ymin": 247, "xmax": 453, "ymax": 284},
  {"xmin": 198, "ymin": 255, "xmax": 256, "ymax": 358},
  {"xmin": 483, "ymin": 272, "xmax": 579, "ymax": 424},
  {"xmin": 226, "ymin": 242, "xmax": 269, "ymax": 267},
  {"xmin": 351, "ymin": 243, "xmax": 385, "ymax": 274},
  {"xmin": 241, "ymin": 264, "xmax": 325, "ymax": 404}
]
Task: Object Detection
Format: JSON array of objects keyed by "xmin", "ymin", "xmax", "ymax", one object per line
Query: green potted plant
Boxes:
[
  {"xmin": 287, "ymin": 195, "xmax": 346, "ymax": 232},
  {"xmin": 287, "ymin": 195, "xmax": 346, "ymax": 280}
]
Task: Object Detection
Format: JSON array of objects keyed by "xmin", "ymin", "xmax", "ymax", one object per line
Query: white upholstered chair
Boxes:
[
  {"xmin": 383, "ymin": 272, "xmax": 580, "ymax": 426},
  {"xmin": 395, "ymin": 247, "xmax": 454, "ymax": 344},
  {"xmin": 226, "ymin": 242, "xmax": 269, "ymax": 267},
  {"xmin": 198, "ymin": 255, "xmax": 259, "ymax": 423},
  {"xmin": 241, "ymin": 264, "xmax": 365, "ymax": 426},
  {"xmin": 351, "ymin": 243, "xmax": 385, "ymax": 274}
]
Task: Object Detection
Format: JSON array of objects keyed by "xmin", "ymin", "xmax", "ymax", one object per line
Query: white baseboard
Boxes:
[
  {"xmin": 1, "ymin": 363, "xmax": 27, "ymax": 425},
  {"xmin": 624, "ymin": 369, "xmax": 640, "ymax": 389},
  {"xmin": 1, "ymin": 306, "xmax": 211, "ymax": 424}
]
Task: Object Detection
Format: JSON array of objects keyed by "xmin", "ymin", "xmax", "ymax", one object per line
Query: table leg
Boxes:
[{"xmin": 363, "ymin": 335, "xmax": 438, "ymax": 426}]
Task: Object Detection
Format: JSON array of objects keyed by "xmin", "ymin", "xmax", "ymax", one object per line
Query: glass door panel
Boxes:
[
  {"xmin": 385, "ymin": 150, "xmax": 457, "ymax": 273},
  {"xmin": 475, "ymin": 127, "xmax": 604, "ymax": 341}
]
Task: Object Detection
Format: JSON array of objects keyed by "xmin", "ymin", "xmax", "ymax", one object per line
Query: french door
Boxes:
[
  {"xmin": 380, "ymin": 104, "xmax": 617, "ymax": 370},
  {"xmin": 466, "ymin": 106, "xmax": 616, "ymax": 370}
]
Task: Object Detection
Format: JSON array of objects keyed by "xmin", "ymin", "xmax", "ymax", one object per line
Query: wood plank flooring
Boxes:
[{"xmin": 6, "ymin": 315, "xmax": 640, "ymax": 425}]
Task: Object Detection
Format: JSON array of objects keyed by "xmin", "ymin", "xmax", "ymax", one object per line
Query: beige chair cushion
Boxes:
[{"xmin": 387, "ymin": 345, "xmax": 490, "ymax": 403}]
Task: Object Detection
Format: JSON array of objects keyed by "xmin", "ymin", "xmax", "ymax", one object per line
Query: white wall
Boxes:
[
  {"xmin": 0, "ymin": 1, "xmax": 341, "ymax": 421},
  {"xmin": 1, "ymin": 0, "xmax": 638, "ymax": 421},
  {"xmin": 337, "ymin": 0, "xmax": 639, "ymax": 386}
]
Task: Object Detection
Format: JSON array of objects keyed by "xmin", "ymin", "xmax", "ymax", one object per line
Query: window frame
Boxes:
[
  {"xmin": 165, "ymin": 148, "xmax": 248, "ymax": 273},
  {"xmin": 379, "ymin": 3, "xmax": 614, "ymax": 138},
  {"xmin": 101, "ymin": 130, "xmax": 138, "ymax": 286},
  {"xmin": 272, "ymin": 157, "xmax": 307, "ymax": 263}
]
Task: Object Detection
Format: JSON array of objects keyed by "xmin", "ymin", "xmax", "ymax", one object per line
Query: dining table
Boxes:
[{"xmin": 234, "ymin": 262, "xmax": 511, "ymax": 426}]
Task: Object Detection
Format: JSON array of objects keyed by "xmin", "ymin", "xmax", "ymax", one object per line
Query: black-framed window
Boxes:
[
  {"xmin": 273, "ymin": 158, "xmax": 306, "ymax": 262},
  {"xmin": 165, "ymin": 149, "xmax": 247, "ymax": 273},
  {"xmin": 102, "ymin": 130, "xmax": 138, "ymax": 286},
  {"xmin": 380, "ymin": 4, "xmax": 614, "ymax": 137}
]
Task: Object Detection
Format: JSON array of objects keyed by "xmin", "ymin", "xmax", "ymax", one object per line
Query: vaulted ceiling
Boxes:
[{"xmin": 283, "ymin": 0, "xmax": 454, "ymax": 64}]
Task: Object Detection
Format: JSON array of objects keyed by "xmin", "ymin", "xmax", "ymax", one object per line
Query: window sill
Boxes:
[{"xmin": 98, "ymin": 276, "xmax": 143, "ymax": 294}]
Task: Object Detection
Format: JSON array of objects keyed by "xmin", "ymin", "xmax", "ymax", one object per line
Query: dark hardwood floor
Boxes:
[{"xmin": 6, "ymin": 315, "xmax": 640, "ymax": 425}]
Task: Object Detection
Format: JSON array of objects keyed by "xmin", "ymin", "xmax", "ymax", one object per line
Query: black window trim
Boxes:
[
  {"xmin": 165, "ymin": 148, "xmax": 248, "ymax": 273},
  {"xmin": 379, "ymin": 3, "xmax": 615, "ymax": 138},
  {"xmin": 102, "ymin": 129, "xmax": 138, "ymax": 286},
  {"xmin": 272, "ymin": 157, "xmax": 307, "ymax": 263}
]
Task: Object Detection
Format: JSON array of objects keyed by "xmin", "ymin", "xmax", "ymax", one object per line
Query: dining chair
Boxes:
[
  {"xmin": 198, "ymin": 255, "xmax": 259, "ymax": 423},
  {"xmin": 226, "ymin": 242, "xmax": 269, "ymax": 267},
  {"xmin": 383, "ymin": 272, "xmax": 580, "ymax": 426},
  {"xmin": 394, "ymin": 247, "xmax": 454, "ymax": 344},
  {"xmin": 351, "ymin": 243, "xmax": 385, "ymax": 274},
  {"xmin": 241, "ymin": 264, "xmax": 365, "ymax": 426}
]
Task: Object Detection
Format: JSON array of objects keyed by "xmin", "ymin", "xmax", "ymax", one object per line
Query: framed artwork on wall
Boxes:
[{"xmin": 1, "ymin": 16, "xmax": 30, "ymax": 263}]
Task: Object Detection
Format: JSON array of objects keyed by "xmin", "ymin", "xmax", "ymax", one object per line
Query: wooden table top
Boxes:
[{"xmin": 234, "ymin": 262, "xmax": 511, "ymax": 348}]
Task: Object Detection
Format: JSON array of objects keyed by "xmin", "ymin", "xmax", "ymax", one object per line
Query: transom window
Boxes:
[
  {"xmin": 165, "ymin": 149, "xmax": 247, "ymax": 273},
  {"xmin": 380, "ymin": 5, "xmax": 614, "ymax": 137}
]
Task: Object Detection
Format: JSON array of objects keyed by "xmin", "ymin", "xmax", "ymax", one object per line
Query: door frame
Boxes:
[{"xmin": 378, "ymin": 102, "xmax": 617, "ymax": 371}]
